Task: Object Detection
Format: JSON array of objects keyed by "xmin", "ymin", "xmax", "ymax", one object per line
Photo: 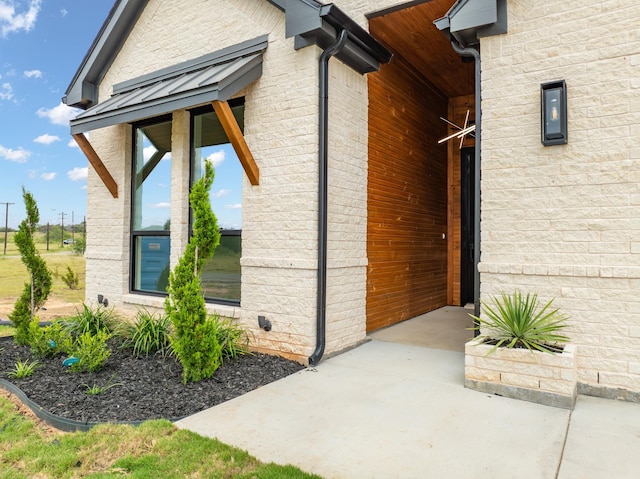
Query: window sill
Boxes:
[{"xmin": 122, "ymin": 293, "xmax": 240, "ymax": 319}]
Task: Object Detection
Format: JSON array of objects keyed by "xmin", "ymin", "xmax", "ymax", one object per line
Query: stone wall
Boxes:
[
  {"xmin": 84, "ymin": 0, "xmax": 372, "ymax": 362},
  {"xmin": 479, "ymin": 0, "xmax": 640, "ymax": 394}
]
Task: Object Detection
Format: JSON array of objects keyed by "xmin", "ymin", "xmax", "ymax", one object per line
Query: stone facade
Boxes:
[
  {"xmin": 81, "ymin": 0, "xmax": 640, "ymax": 397},
  {"xmin": 83, "ymin": 0, "xmax": 378, "ymax": 362},
  {"xmin": 479, "ymin": 0, "xmax": 640, "ymax": 396},
  {"xmin": 465, "ymin": 338, "xmax": 577, "ymax": 409}
]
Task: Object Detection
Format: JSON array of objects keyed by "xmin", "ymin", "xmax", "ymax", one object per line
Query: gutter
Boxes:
[
  {"xmin": 449, "ymin": 40, "xmax": 482, "ymax": 319},
  {"xmin": 308, "ymin": 29, "xmax": 349, "ymax": 366}
]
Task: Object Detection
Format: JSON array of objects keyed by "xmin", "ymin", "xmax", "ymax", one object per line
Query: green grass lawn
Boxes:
[
  {"xmin": 0, "ymin": 394, "xmax": 320, "ymax": 479},
  {"xmin": 0, "ymin": 232, "xmax": 85, "ymax": 304}
]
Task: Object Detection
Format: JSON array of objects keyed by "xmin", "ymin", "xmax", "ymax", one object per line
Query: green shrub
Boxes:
[
  {"xmin": 470, "ymin": 290, "xmax": 570, "ymax": 354},
  {"xmin": 54, "ymin": 266, "xmax": 79, "ymax": 290},
  {"xmin": 120, "ymin": 309, "xmax": 172, "ymax": 358},
  {"xmin": 72, "ymin": 237, "xmax": 86, "ymax": 255},
  {"xmin": 9, "ymin": 188, "xmax": 52, "ymax": 345},
  {"xmin": 28, "ymin": 319, "xmax": 73, "ymax": 358},
  {"xmin": 62, "ymin": 303, "xmax": 113, "ymax": 337},
  {"xmin": 165, "ymin": 160, "xmax": 223, "ymax": 383},
  {"xmin": 69, "ymin": 330, "xmax": 112, "ymax": 373}
]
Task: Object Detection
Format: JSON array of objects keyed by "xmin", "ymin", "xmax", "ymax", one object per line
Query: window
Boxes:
[
  {"xmin": 191, "ymin": 101, "xmax": 244, "ymax": 304},
  {"xmin": 131, "ymin": 116, "xmax": 172, "ymax": 294}
]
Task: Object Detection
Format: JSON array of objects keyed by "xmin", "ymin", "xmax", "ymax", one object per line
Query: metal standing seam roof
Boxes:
[{"xmin": 70, "ymin": 35, "xmax": 267, "ymax": 135}]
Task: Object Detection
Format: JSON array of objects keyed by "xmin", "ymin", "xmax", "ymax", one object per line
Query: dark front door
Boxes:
[{"xmin": 460, "ymin": 147, "xmax": 475, "ymax": 306}]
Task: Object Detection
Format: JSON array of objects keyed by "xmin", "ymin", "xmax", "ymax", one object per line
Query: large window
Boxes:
[
  {"xmin": 191, "ymin": 102, "xmax": 243, "ymax": 304},
  {"xmin": 131, "ymin": 117, "xmax": 172, "ymax": 294}
]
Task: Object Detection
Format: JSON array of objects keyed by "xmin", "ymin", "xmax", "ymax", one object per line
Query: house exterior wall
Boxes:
[
  {"xmin": 84, "ymin": 0, "xmax": 374, "ymax": 362},
  {"xmin": 479, "ymin": 0, "xmax": 640, "ymax": 395}
]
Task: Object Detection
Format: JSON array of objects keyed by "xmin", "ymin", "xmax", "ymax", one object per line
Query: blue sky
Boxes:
[
  {"xmin": 0, "ymin": 0, "xmax": 243, "ymax": 231},
  {"xmin": 0, "ymin": 0, "xmax": 114, "ymax": 229}
]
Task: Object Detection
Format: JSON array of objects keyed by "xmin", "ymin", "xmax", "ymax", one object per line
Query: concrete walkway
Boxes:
[{"xmin": 176, "ymin": 339, "xmax": 640, "ymax": 478}]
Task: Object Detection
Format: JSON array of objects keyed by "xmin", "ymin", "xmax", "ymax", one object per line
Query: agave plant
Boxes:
[{"xmin": 470, "ymin": 290, "xmax": 569, "ymax": 353}]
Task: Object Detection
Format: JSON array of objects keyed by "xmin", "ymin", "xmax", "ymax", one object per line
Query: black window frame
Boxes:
[
  {"xmin": 129, "ymin": 114, "xmax": 173, "ymax": 297},
  {"xmin": 189, "ymin": 99, "xmax": 244, "ymax": 307}
]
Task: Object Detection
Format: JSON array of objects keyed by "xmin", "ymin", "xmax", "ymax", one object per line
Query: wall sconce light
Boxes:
[
  {"xmin": 97, "ymin": 294, "xmax": 108, "ymax": 308},
  {"xmin": 541, "ymin": 80, "xmax": 568, "ymax": 146}
]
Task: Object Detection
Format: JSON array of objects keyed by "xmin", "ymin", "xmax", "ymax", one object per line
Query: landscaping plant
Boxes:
[
  {"xmin": 165, "ymin": 160, "xmax": 223, "ymax": 383},
  {"xmin": 69, "ymin": 330, "xmax": 112, "ymax": 373},
  {"xmin": 54, "ymin": 265, "xmax": 80, "ymax": 290},
  {"xmin": 61, "ymin": 303, "xmax": 114, "ymax": 336},
  {"xmin": 83, "ymin": 375, "xmax": 122, "ymax": 395},
  {"xmin": 214, "ymin": 314, "xmax": 249, "ymax": 362},
  {"xmin": 470, "ymin": 290, "xmax": 570, "ymax": 353},
  {"xmin": 7, "ymin": 359, "xmax": 41, "ymax": 379},
  {"xmin": 120, "ymin": 309, "xmax": 172, "ymax": 358},
  {"xmin": 27, "ymin": 318, "xmax": 73, "ymax": 358},
  {"xmin": 9, "ymin": 188, "xmax": 52, "ymax": 345}
]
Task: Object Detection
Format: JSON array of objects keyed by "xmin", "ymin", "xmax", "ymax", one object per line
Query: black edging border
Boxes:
[{"xmin": 0, "ymin": 379, "xmax": 184, "ymax": 432}]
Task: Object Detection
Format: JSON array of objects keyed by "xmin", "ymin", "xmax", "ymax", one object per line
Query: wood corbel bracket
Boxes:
[
  {"xmin": 72, "ymin": 133, "xmax": 118, "ymax": 199},
  {"xmin": 212, "ymin": 100, "xmax": 259, "ymax": 185}
]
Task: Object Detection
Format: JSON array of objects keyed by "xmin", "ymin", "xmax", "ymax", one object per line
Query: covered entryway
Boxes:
[{"xmin": 366, "ymin": 1, "xmax": 476, "ymax": 332}]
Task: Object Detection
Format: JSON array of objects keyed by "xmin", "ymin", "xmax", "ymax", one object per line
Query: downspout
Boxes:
[
  {"xmin": 450, "ymin": 39, "xmax": 482, "ymax": 319},
  {"xmin": 309, "ymin": 28, "xmax": 349, "ymax": 366}
]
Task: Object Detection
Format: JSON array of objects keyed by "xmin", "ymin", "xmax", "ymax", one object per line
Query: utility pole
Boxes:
[
  {"xmin": 46, "ymin": 222, "xmax": 50, "ymax": 251},
  {"xmin": 60, "ymin": 211, "xmax": 67, "ymax": 247},
  {"xmin": 71, "ymin": 211, "xmax": 75, "ymax": 243},
  {"xmin": 1, "ymin": 202, "xmax": 14, "ymax": 255}
]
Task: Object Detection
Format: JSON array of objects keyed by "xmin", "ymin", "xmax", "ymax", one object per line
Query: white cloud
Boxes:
[
  {"xmin": 0, "ymin": 0, "xmax": 42, "ymax": 37},
  {"xmin": 34, "ymin": 133, "xmax": 59, "ymax": 145},
  {"xmin": 0, "ymin": 82, "xmax": 12, "ymax": 100},
  {"xmin": 68, "ymin": 138, "xmax": 79, "ymax": 148},
  {"xmin": 41, "ymin": 171, "xmax": 56, "ymax": 180},
  {"xmin": 212, "ymin": 189, "xmax": 230, "ymax": 199},
  {"xmin": 23, "ymin": 69, "xmax": 41, "ymax": 78},
  {"xmin": 36, "ymin": 102, "xmax": 80, "ymax": 126},
  {"xmin": 60, "ymin": 8, "xmax": 67, "ymax": 17},
  {"xmin": 150, "ymin": 202, "xmax": 171, "ymax": 209},
  {"xmin": 206, "ymin": 150, "xmax": 225, "ymax": 167},
  {"xmin": 225, "ymin": 204, "xmax": 242, "ymax": 209},
  {"xmin": 67, "ymin": 167, "xmax": 87, "ymax": 181},
  {"xmin": 0, "ymin": 144, "xmax": 30, "ymax": 162}
]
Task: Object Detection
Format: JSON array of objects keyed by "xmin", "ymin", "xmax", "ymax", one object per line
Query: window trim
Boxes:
[
  {"xmin": 129, "ymin": 114, "xmax": 173, "ymax": 297},
  {"xmin": 189, "ymin": 101, "xmax": 244, "ymax": 307}
]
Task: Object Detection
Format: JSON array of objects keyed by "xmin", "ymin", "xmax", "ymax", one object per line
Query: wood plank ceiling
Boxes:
[{"xmin": 369, "ymin": 0, "xmax": 474, "ymax": 98}]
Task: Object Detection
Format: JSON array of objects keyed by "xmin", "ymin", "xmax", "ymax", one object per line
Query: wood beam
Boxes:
[
  {"xmin": 212, "ymin": 100, "xmax": 259, "ymax": 185},
  {"xmin": 72, "ymin": 133, "xmax": 118, "ymax": 199}
]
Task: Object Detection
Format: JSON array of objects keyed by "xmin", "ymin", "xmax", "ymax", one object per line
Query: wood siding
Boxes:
[{"xmin": 367, "ymin": 55, "xmax": 449, "ymax": 332}]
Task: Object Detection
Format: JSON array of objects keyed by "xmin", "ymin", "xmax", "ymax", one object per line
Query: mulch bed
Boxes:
[{"xmin": 0, "ymin": 336, "xmax": 304, "ymax": 424}]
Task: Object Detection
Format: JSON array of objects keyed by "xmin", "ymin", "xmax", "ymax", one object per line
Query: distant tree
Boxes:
[{"xmin": 9, "ymin": 188, "xmax": 52, "ymax": 345}]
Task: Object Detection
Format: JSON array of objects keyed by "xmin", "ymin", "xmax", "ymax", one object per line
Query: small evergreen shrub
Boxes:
[
  {"xmin": 54, "ymin": 266, "xmax": 79, "ymax": 290},
  {"xmin": 9, "ymin": 188, "xmax": 52, "ymax": 345},
  {"xmin": 28, "ymin": 319, "xmax": 73, "ymax": 358},
  {"xmin": 165, "ymin": 160, "xmax": 223, "ymax": 383},
  {"xmin": 69, "ymin": 330, "xmax": 112, "ymax": 373}
]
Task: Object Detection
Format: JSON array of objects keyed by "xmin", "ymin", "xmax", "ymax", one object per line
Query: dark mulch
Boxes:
[{"xmin": 0, "ymin": 336, "xmax": 304, "ymax": 423}]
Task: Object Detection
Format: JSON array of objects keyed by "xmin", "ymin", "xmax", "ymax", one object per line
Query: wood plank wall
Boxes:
[
  {"xmin": 367, "ymin": 55, "xmax": 449, "ymax": 332},
  {"xmin": 447, "ymin": 95, "xmax": 475, "ymax": 306}
]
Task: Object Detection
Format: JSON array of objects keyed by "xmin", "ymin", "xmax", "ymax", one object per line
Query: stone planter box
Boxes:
[{"xmin": 464, "ymin": 337, "xmax": 577, "ymax": 409}]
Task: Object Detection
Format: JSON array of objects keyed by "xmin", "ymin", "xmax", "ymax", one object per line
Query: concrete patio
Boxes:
[{"xmin": 177, "ymin": 308, "xmax": 640, "ymax": 478}]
